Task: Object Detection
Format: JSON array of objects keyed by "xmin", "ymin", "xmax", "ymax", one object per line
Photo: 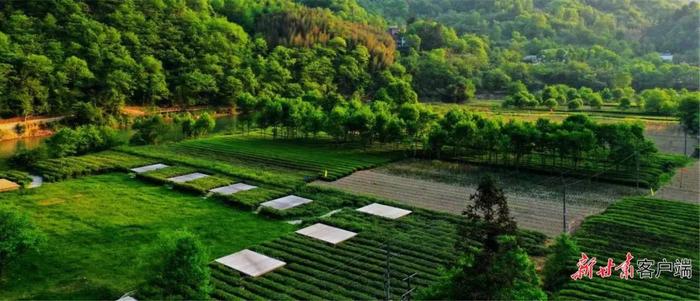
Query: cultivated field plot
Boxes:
[
  {"xmin": 137, "ymin": 165, "xmax": 287, "ymax": 208},
  {"xmin": 0, "ymin": 173, "xmax": 293, "ymax": 299},
  {"xmin": 210, "ymin": 208, "xmax": 546, "ymax": 300},
  {"xmin": 117, "ymin": 145, "xmax": 309, "ymax": 188},
  {"xmin": 556, "ymin": 198, "xmax": 700, "ymax": 300},
  {"xmin": 165, "ymin": 135, "xmax": 402, "ymax": 180},
  {"xmin": 34, "ymin": 150, "xmax": 157, "ymax": 182},
  {"xmin": 655, "ymin": 161, "xmax": 700, "ymax": 204},
  {"xmin": 314, "ymin": 160, "xmax": 644, "ymax": 236}
]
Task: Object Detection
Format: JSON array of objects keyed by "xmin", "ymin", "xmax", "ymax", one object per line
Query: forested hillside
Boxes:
[
  {"xmin": 0, "ymin": 0, "xmax": 414, "ymax": 119},
  {"xmin": 357, "ymin": 0, "xmax": 699, "ymax": 100},
  {"xmin": 0, "ymin": 0, "xmax": 697, "ymax": 120}
]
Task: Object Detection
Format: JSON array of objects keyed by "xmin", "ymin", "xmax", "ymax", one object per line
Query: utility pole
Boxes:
[
  {"xmin": 635, "ymin": 150, "xmax": 640, "ymax": 190},
  {"xmin": 401, "ymin": 273, "xmax": 418, "ymax": 301},
  {"xmin": 384, "ymin": 243, "xmax": 392, "ymax": 301},
  {"xmin": 561, "ymin": 171, "xmax": 567, "ymax": 233},
  {"xmin": 684, "ymin": 130, "xmax": 688, "ymax": 157}
]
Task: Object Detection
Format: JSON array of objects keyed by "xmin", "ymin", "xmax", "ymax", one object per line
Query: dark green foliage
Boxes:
[
  {"xmin": 130, "ymin": 115, "xmax": 168, "ymax": 145},
  {"xmin": 424, "ymin": 175, "xmax": 545, "ymax": 300},
  {"xmin": 8, "ymin": 144, "xmax": 48, "ymax": 169},
  {"xmin": 0, "ymin": 207, "xmax": 45, "ymax": 276},
  {"xmin": 0, "ymin": 170, "xmax": 32, "ymax": 187},
  {"xmin": 427, "ymin": 235, "xmax": 546, "ymax": 300},
  {"xmin": 543, "ymin": 234, "xmax": 580, "ymax": 291},
  {"xmin": 45, "ymin": 125, "xmax": 124, "ymax": 158},
  {"xmin": 458, "ymin": 175, "xmax": 516, "ymax": 253}
]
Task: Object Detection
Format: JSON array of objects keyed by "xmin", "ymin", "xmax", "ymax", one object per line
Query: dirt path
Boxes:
[
  {"xmin": 314, "ymin": 169, "xmax": 617, "ymax": 237},
  {"xmin": 655, "ymin": 161, "xmax": 700, "ymax": 204}
]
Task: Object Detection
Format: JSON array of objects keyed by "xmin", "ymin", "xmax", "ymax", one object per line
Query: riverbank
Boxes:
[{"xmin": 0, "ymin": 116, "xmax": 64, "ymax": 141}]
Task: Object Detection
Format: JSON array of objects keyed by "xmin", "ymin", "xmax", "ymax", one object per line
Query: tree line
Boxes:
[{"xmin": 503, "ymin": 81, "xmax": 700, "ymax": 116}]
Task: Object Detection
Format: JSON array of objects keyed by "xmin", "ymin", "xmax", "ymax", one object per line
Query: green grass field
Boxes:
[
  {"xmin": 0, "ymin": 173, "xmax": 294, "ymax": 299},
  {"xmin": 555, "ymin": 197, "xmax": 700, "ymax": 300}
]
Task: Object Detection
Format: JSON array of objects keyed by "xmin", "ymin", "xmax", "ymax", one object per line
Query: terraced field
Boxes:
[
  {"xmin": 210, "ymin": 208, "xmax": 546, "ymax": 300},
  {"xmin": 314, "ymin": 160, "xmax": 644, "ymax": 236},
  {"xmin": 556, "ymin": 197, "xmax": 700, "ymax": 300}
]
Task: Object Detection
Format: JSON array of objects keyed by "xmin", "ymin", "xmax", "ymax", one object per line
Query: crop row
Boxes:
[
  {"xmin": 556, "ymin": 197, "xmax": 700, "ymax": 300},
  {"xmin": 0, "ymin": 170, "xmax": 32, "ymax": 186},
  {"xmin": 171, "ymin": 136, "xmax": 400, "ymax": 180},
  {"xmin": 211, "ymin": 197, "xmax": 548, "ymax": 300},
  {"xmin": 33, "ymin": 151, "xmax": 155, "ymax": 182},
  {"xmin": 135, "ymin": 165, "xmax": 290, "ymax": 209},
  {"xmin": 210, "ymin": 200, "xmax": 462, "ymax": 300},
  {"xmin": 115, "ymin": 145, "xmax": 305, "ymax": 188}
]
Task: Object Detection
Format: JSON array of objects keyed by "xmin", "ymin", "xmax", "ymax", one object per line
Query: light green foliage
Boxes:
[
  {"xmin": 641, "ymin": 88, "xmax": 676, "ymax": 114},
  {"xmin": 567, "ymin": 98, "xmax": 583, "ymax": 110}
]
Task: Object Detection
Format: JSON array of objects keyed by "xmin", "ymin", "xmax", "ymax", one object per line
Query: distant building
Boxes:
[
  {"xmin": 660, "ymin": 52, "xmax": 673, "ymax": 62},
  {"xmin": 388, "ymin": 26, "xmax": 400, "ymax": 37},
  {"xmin": 523, "ymin": 55, "xmax": 543, "ymax": 63},
  {"xmin": 387, "ymin": 26, "xmax": 406, "ymax": 49}
]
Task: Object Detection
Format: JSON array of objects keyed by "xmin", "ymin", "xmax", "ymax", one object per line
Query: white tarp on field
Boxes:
[
  {"xmin": 261, "ymin": 195, "xmax": 313, "ymax": 210},
  {"xmin": 167, "ymin": 172, "xmax": 209, "ymax": 183},
  {"xmin": 296, "ymin": 223, "xmax": 357, "ymax": 245},
  {"xmin": 215, "ymin": 249, "xmax": 286, "ymax": 277},
  {"xmin": 357, "ymin": 203, "xmax": 412, "ymax": 219},
  {"xmin": 209, "ymin": 183, "xmax": 257, "ymax": 195},
  {"xmin": 130, "ymin": 163, "xmax": 169, "ymax": 174}
]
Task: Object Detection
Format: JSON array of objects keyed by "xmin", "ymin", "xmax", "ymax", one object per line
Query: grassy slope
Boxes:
[
  {"xmin": 0, "ymin": 173, "xmax": 294, "ymax": 300},
  {"xmin": 555, "ymin": 197, "xmax": 700, "ymax": 300}
]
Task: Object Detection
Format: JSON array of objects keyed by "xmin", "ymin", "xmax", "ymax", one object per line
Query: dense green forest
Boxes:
[{"xmin": 0, "ymin": 0, "xmax": 697, "ymax": 120}]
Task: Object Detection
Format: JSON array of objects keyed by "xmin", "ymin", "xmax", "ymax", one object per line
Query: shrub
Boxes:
[
  {"xmin": 138, "ymin": 230, "xmax": 211, "ymax": 300},
  {"xmin": 0, "ymin": 207, "xmax": 45, "ymax": 276},
  {"xmin": 544, "ymin": 98, "xmax": 558, "ymax": 110},
  {"xmin": 567, "ymin": 98, "xmax": 583, "ymax": 110}
]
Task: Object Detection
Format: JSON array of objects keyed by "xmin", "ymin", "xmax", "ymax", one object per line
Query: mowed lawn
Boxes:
[{"xmin": 0, "ymin": 173, "xmax": 294, "ymax": 299}]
